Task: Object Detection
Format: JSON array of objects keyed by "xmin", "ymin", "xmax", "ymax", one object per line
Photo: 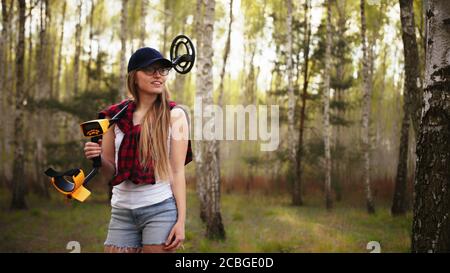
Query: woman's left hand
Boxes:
[{"xmin": 163, "ymin": 221, "xmax": 185, "ymax": 251}]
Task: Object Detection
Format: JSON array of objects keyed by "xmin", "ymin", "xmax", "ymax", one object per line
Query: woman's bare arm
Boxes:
[
  {"xmin": 163, "ymin": 107, "xmax": 189, "ymax": 251},
  {"xmin": 169, "ymin": 107, "xmax": 189, "ymax": 225}
]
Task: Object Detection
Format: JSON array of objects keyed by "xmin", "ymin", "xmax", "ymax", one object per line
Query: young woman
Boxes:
[{"xmin": 84, "ymin": 47, "xmax": 192, "ymax": 253}]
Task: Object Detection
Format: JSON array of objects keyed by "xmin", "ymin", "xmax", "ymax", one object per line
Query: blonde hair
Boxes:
[{"xmin": 127, "ymin": 70, "xmax": 172, "ymax": 181}]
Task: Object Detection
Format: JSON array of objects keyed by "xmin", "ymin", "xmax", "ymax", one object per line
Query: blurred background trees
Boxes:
[
  {"xmin": 0, "ymin": 0, "xmax": 418, "ymax": 212},
  {"xmin": 1, "ymin": 0, "xmax": 448, "ymax": 250}
]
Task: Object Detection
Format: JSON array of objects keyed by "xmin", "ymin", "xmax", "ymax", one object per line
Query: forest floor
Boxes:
[{"xmin": 0, "ymin": 187, "xmax": 412, "ymax": 253}]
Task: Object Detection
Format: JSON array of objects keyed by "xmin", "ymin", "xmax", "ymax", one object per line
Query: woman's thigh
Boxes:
[
  {"xmin": 104, "ymin": 207, "xmax": 142, "ymax": 251},
  {"xmin": 136, "ymin": 197, "xmax": 178, "ymax": 246}
]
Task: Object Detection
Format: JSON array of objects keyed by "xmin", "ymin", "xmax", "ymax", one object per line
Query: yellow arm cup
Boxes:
[
  {"xmin": 69, "ymin": 169, "xmax": 90, "ymax": 202},
  {"xmin": 48, "ymin": 168, "xmax": 89, "ymax": 202},
  {"xmin": 70, "ymin": 186, "xmax": 91, "ymax": 202},
  {"xmin": 48, "ymin": 168, "xmax": 84, "ymax": 195}
]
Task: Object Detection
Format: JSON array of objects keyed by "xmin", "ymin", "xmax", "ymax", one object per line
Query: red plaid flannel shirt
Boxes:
[{"xmin": 98, "ymin": 99, "xmax": 193, "ymax": 186}]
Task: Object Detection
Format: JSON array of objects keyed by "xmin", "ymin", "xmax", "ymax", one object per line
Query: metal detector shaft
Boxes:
[{"xmin": 83, "ymin": 167, "xmax": 99, "ymax": 186}]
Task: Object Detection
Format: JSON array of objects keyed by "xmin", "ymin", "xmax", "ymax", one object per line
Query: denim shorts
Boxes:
[{"xmin": 104, "ymin": 196, "xmax": 178, "ymax": 248}]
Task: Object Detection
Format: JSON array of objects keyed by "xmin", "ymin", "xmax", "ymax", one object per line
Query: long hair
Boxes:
[{"xmin": 126, "ymin": 70, "xmax": 172, "ymax": 182}]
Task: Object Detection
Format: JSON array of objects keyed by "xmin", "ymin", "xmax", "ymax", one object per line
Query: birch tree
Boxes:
[
  {"xmin": 360, "ymin": 0, "xmax": 375, "ymax": 214},
  {"xmin": 55, "ymin": 1, "xmax": 66, "ymax": 99},
  {"xmin": 295, "ymin": 0, "xmax": 312, "ymax": 206},
  {"xmin": 86, "ymin": 0, "xmax": 95, "ymax": 91},
  {"xmin": 214, "ymin": 0, "xmax": 233, "ymax": 190},
  {"xmin": 11, "ymin": 0, "xmax": 27, "ymax": 210},
  {"xmin": 201, "ymin": 0, "xmax": 225, "ymax": 240},
  {"xmin": 139, "ymin": 0, "xmax": 148, "ymax": 48},
  {"xmin": 33, "ymin": 0, "xmax": 52, "ymax": 199},
  {"xmin": 194, "ymin": 0, "xmax": 208, "ymax": 222},
  {"xmin": 286, "ymin": 0, "xmax": 298, "ymax": 206},
  {"xmin": 392, "ymin": 0, "xmax": 422, "ymax": 216},
  {"xmin": 0, "ymin": 0, "xmax": 13, "ymax": 184},
  {"xmin": 411, "ymin": 0, "xmax": 450, "ymax": 252},
  {"xmin": 73, "ymin": 0, "xmax": 82, "ymax": 95}
]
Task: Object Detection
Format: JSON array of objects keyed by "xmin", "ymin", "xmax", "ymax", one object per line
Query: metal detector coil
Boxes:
[{"xmin": 170, "ymin": 35, "xmax": 196, "ymax": 74}]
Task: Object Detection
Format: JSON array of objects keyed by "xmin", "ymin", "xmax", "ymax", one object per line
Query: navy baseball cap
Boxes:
[{"xmin": 127, "ymin": 47, "xmax": 173, "ymax": 73}]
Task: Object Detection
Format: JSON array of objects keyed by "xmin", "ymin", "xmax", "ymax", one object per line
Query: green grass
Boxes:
[{"xmin": 0, "ymin": 188, "xmax": 412, "ymax": 253}]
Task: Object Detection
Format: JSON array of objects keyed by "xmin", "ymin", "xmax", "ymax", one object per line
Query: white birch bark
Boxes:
[
  {"xmin": 360, "ymin": 0, "xmax": 375, "ymax": 214},
  {"xmin": 412, "ymin": 0, "xmax": 450, "ymax": 252}
]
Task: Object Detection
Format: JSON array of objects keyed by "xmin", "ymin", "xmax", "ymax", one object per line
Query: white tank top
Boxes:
[{"xmin": 110, "ymin": 124, "xmax": 173, "ymax": 209}]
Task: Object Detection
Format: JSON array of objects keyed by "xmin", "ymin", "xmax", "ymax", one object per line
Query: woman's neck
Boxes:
[{"xmin": 136, "ymin": 93, "xmax": 158, "ymax": 112}]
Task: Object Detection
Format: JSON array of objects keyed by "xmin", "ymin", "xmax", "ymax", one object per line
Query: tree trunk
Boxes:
[
  {"xmin": 217, "ymin": 0, "xmax": 233, "ymax": 110},
  {"xmin": 295, "ymin": 0, "xmax": 311, "ymax": 206},
  {"xmin": 287, "ymin": 0, "xmax": 298, "ymax": 206},
  {"xmin": 213, "ymin": 0, "xmax": 233, "ymax": 201},
  {"xmin": 194, "ymin": 0, "xmax": 208, "ymax": 223},
  {"xmin": 45, "ymin": 0, "xmax": 54, "ymax": 100},
  {"xmin": 86, "ymin": 0, "xmax": 95, "ymax": 91},
  {"xmin": 0, "ymin": 0, "xmax": 12, "ymax": 186},
  {"xmin": 392, "ymin": 0, "xmax": 422, "ymax": 216},
  {"xmin": 36, "ymin": 0, "xmax": 50, "ymax": 100},
  {"xmin": 0, "ymin": 0, "xmax": 11, "ymax": 96},
  {"xmin": 286, "ymin": 0, "xmax": 296, "ymax": 182},
  {"xmin": 30, "ymin": 0, "xmax": 51, "ymax": 199},
  {"xmin": 55, "ymin": 1, "xmax": 66, "ymax": 100},
  {"xmin": 392, "ymin": 101, "xmax": 410, "ymax": 215},
  {"xmin": 139, "ymin": 0, "xmax": 148, "ymax": 47},
  {"xmin": 26, "ymin": 1, "xmax": 32, "ymax": 91},
  {"xmin": 360, "ymin": 0, "xmax": 375, "ymax": 214},
  {"xmin": 400, "ymin": 0, "xmax": 423, "ymax": 136},
  {"xmin": 411, "ymin": 0, "xmax": 450, "ymax": 252},
  {"xmin": 5, "ymin": 0, "xmax": 14, "ymax": 103},
  {"xmin": 202, "ymin": 0, "xmax": 225, "ymax": 240},
  {"xmin": 73, "ymin": 0, "xmax": 82, "ymax": 95},
  {"xmin": 162, "ymin": 0, "xmax": 169, "ymax": 55},
  {"xmin": 119, "ymin": 0, "xmax": 128, "ymax": 99},
  {"xmin": 333, "ymin": 0, "xmax": 347, "ymax": 203},
  {"xmin": 11, "ymin": 0, "xmax": 27, "ymax": 210},
  {"xmin": 323, "ymin": 0, "xmax": 332, "ymax": 211},
  {"xmin": 247, "ymin": 46, "xmax": 257, "ymax": 105}
]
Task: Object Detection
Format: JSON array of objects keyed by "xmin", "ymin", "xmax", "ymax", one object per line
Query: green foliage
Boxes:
[{"xmin": 242, "ymin": 0, "xmax": 267, "ymax": 41}]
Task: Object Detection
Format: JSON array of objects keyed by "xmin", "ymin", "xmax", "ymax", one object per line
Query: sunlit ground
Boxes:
[{"xmin": 0, "ymin": 187, "xmax": 411, "ymax": 253}]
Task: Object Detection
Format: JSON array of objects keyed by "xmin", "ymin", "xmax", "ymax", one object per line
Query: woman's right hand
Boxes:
[{"xmin": 84, "ymin": 141, "xmax": 102, "ymax": 160}]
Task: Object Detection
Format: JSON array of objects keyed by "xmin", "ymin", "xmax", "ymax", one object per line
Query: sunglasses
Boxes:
[{"xmin": 140, "ymin": 65, "xmax": 172, "ymax": 76}]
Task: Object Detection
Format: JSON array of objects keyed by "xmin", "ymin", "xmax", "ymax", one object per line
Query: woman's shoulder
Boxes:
[
  {"xmin": 170, "ymin": 106, "xmax": 188, "ymax": 123},
  {"xmin": 169, "ymin": 104, "xmax": 189, "ymax": 137}
]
